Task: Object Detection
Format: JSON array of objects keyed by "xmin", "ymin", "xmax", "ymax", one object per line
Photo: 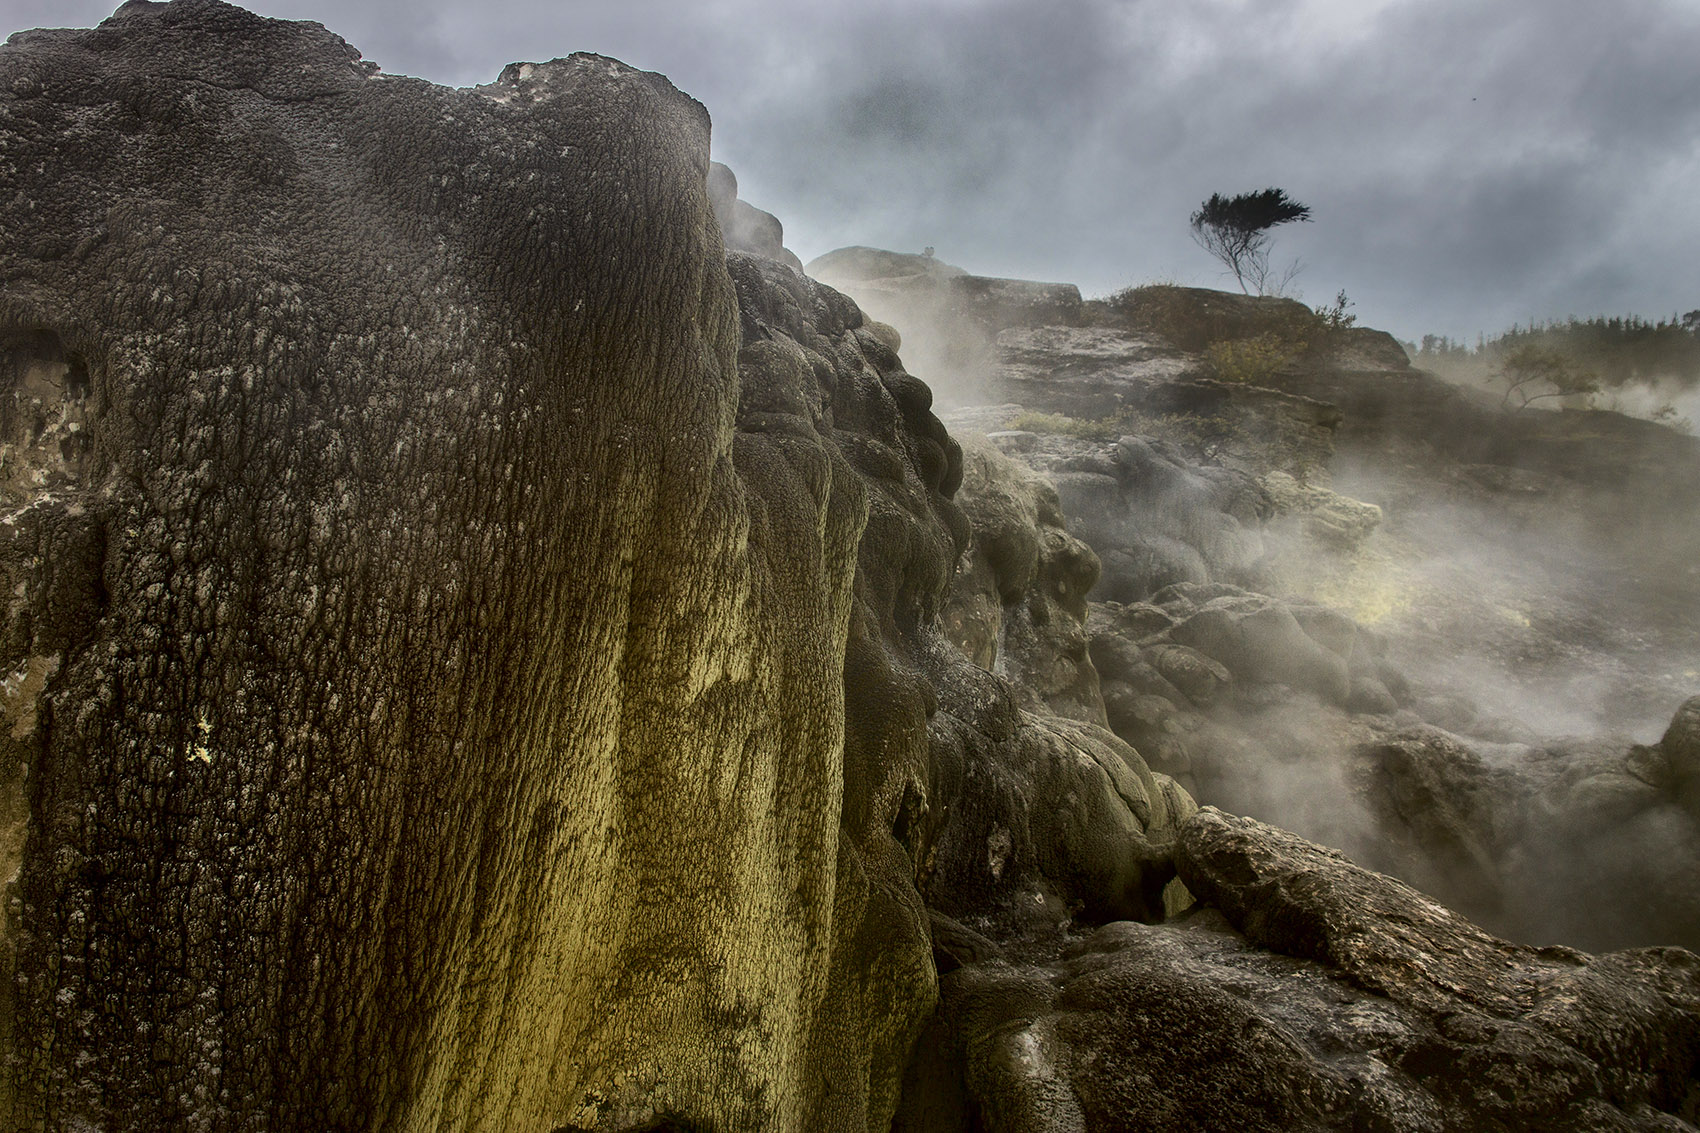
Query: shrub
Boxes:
[
  {"xmin": 1109, "ymin": 283, "xmax": 1222, "ymax": 351},
  {"xmin": 1313, "ymin": 289, "xmax": 1357, "ymax": 333},
  {"xmin": 1204, "ymin": 332, "xmax": 1300, "ymax": 383},
  {"xmin": 1005, "ymin": 410, "xmax": 1124, "ymax": 441}
]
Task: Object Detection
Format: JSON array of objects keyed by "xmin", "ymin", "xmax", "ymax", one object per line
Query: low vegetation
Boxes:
[
  {"xmin": 1417, "ymin": 312, "xmax": 1700, "ymax": 389},
  {"xmin": 1204, "ymin": 333, "xmax": 1301, "ymax": 385},
  {"xmin": 1108, "ymin": 283, "xmax": 1358, "ymax": 383}
]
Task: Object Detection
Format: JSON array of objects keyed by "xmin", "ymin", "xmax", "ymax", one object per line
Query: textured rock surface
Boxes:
[
  {"xmin": 0, "ymin": 5, "xmax": 950, "ymax": 1129},
  {"xmin": 708, "ymin": 160, "xmax": 806, "ymax": 273},
  {"xmin": 903, "ymin": 809, "xmax": 1700, "ymax": 1132},
  {"xmin": 726, "ymin": 251, "xmax": 956, "ymax": 1133},
  {"xmin": 989, "ymin": 325, "xmax": 1344, "ymax": 476},
  {"xmin": 935, "ymin": 414, "xmax": 1375, "ymax": 616},
  {"xmin": 913, "ymin": 434, "xmax": 1193, "ymax": 943},
  {"xmin": 720, "ymin": 248, "xmax": 1191, "ymax": 1130},
  {"xmin": 0, "ymin": 7, "xmax": 1204, "ymax": 1129},
  {"xmin": 942, "ymin": 435, "xmax": 1105, "ymax": 724}
]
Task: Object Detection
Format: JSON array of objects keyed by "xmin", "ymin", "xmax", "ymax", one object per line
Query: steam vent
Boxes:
[{"xmin": 3, "ymin": 2, "xmax": 1699, "ymax": 1130}]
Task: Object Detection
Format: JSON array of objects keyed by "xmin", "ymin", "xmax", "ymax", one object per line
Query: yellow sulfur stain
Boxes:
[{"xmin": 1307, "ymin": 556, "xmax": 1416, "ymax": 626}]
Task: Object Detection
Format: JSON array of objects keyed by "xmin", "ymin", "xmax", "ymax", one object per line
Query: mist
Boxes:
[{"xmin": 816, "ymin": 253, "xmax": 1700, "ymax": 951}]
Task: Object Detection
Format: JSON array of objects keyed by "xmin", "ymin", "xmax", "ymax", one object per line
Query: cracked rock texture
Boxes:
[
  {"xmin": 0, "ymin": 4, "xmax": 903, "ymax": 1129},
  {"xmin": 0, "ymin": 4, "xmax": 1191, "ymax": 1129}
]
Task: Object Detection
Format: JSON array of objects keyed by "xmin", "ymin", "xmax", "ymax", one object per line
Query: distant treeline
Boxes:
[{"xmin": 1414, "ymin": 311, "xmax": 1700, "ymax": 388}]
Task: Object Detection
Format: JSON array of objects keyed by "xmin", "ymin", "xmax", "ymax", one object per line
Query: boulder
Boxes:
[
  {"xmin": 1333, "ymin": 327, "xmax": 1412, "ymax": 370},
  {"xmin": 917, "ymin": 663, "xmax": 1195, "ymax": 937},
  {"xmin": 1145, "ymin": 642, "xmax": 1234, "ymax": 708},
  {"xmin": 1665, "ymin": 694, "xmax": 1700, "ymax": 813},
  {"xmin": 901, "ymin": 810, "xmax": 1700, "ymax": 1132},
  {"xmin": 1262, "ymin": 469, "xmax": 1383, "ymax": 549},
  {"xmin": 1170, "ymin": 599, "xmax": 1353, "ymax": 705},
  {"xmin": 1352, "ymin": 728, "xmax": 1513, "ymax": 920}
]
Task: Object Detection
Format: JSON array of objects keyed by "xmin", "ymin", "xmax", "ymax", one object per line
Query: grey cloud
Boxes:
[{"xmin": 5, "ymin": 0, "xmax": 1697, "ymax": 342}]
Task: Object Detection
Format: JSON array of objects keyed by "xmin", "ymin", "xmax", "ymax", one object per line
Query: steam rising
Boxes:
[{"xmin": 871, "ymin": 267, "xmax": 1700, "ymax": 951}]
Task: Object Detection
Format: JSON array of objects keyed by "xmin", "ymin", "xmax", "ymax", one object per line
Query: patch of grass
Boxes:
[
  {"xmin": 1204, "ymin": 332, "xmax": 1300, "ymax": 384},
  {"xmin": 1006, "ymin": 409, "xmax": 1125, "ymax": 441}
]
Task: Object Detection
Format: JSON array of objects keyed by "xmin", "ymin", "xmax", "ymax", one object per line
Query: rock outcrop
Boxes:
[
  {"xmin": 806, "ymin": 247, "xmax": 1088, "ymax": 406},
  {"xmin": 902, "ymin": 809, "xmax": 1700, "ymax": 1132},
  {"xmin": 941, "ymin": 435, "xmax": 1105, "ymax": 724},
  {"xmin": 0, "ymin": 6, "xmax": 1193, "ymax": 1129},
  {"xmin": 708, "ymin": 160, "xmax": 806, "ymax": 273},
  {"xmin": 722, "ymin": 248, "xmax": 1192, "ymax": 1127},
  {"xmin": 806, "ymin": 248, "xmax": 1083, "ymax": 333},
  {"xmin": 0, "ymin": 5, "xmax": 930, "ymax": 1128}
]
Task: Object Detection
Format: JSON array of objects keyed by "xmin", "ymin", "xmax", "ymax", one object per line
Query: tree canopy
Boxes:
[
  {"xmin": 1190, "ymin": 188, "xmax": 1312, "ymax": 295},
  {"xmin": 1495, "ymin": 342, "xmax": 1600, "ymax": 410}
]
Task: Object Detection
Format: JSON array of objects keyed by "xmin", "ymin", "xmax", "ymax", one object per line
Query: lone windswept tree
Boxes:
[
  {"xmin": 1495, "ymin": 343, "xmax": 1600, "ymax": 410},
  {"xmin": 1190, "ymin": 188, "xmax": 1312, "ymax": 295}
]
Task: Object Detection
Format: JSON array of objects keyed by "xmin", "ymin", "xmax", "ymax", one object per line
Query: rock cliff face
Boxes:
[
  {"xmin": 0, "ymin": 4, "xmax": 1189, "ymax": 1129},
  {"xmin": 0, "ymin": 4, "xmax": 894, "ymax": 1128}
]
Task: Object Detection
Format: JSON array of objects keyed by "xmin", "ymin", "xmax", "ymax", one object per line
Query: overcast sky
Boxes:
[{"xmin": 6, "ymin": 0, "xmax": 1698, "ymax": 343}]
